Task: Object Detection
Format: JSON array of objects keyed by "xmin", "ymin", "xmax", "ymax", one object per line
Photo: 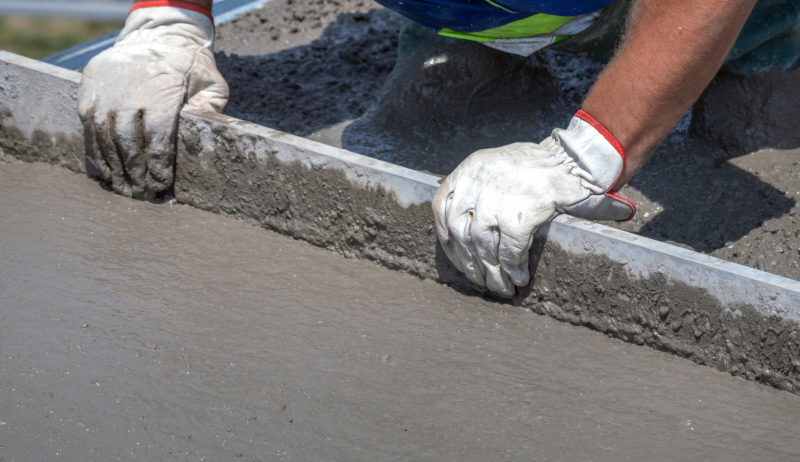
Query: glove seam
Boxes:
[{"xmin": 129, "ymin": 1, "xmax": 215, "ymax": 27}]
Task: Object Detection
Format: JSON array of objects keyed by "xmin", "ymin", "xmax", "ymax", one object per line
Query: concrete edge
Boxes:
[
  {"xmin": 180, "ymin": 106, "xmax": 441, "ymax": 208},
  {"xmin": 1, "ymin": 51, "xmax": 82, "ymax": 84},
  {"xmin": 6, "ymin": 49, "xmax": 800, "ymax": 313},
  {"xmin": 550, "ymin": 217, "xmax": 800, "ymax": 315},
  {"xmin": 3, "ymin": 51, "xmax": 800, "ymax": 393},
  {"xmin": 179, "ymin": 104, "xmax": 800, "ymax": 318}
]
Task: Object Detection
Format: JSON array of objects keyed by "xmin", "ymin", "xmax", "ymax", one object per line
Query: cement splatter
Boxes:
[{"xmin": 3, "ymin": 161, "xmax": 800, "ymax": 461}]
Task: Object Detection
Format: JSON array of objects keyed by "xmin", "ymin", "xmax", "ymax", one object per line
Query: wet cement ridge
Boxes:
[
  {"xmin": 176, "ymin": 106, "xmax": 455, "ymax": 281},
  {"xmin": 176, "ymin": 104, "xmax": 800, "ymax": 313},
  {"xmin": 520, "ymin": 237, "xmax": 800, "ymax": 394},
  {"xmin": 0, "ymin": 51, "xmax": 85, "ymax": 173},
  {"xmin": 4, "ymin": 51, "xmax": 800, "ymax": 394},
  {"xmin": 177, "ymin": 104, "xmax": 800, "ymax": 396},
  {"xmin": 549, "ymin": 216, "xmax": 800, "ymax": 316}
]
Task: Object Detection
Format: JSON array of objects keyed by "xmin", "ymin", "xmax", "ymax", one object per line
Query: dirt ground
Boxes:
[
  {"xmin": 213, "ymin": 0, "xmax": 800, "ymax": 282},
  {"xmin": 3, "ymin": 161, "xmax": 800, "ymax": 461}
]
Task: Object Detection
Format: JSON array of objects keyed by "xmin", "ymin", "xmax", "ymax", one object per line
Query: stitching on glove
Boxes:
[
  {"xmin": 574, "ymin": 109, "xmax": 626, "ymax": 191},
  {"xmin": 129, "ymin": 1, "xmax": 214, "ymax": 26},
  {"xmin": 605, "ymin": 191, "xmax": 636, "ymax": 222}
]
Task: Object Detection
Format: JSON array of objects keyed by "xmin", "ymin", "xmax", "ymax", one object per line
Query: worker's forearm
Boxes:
[
  {"xmin": 133, "ymin": 0, "xmax": 213, "ymax": 12},
  {"xmin": 582, "ymin": 0, "xmax": 756, "ymax": 190}
]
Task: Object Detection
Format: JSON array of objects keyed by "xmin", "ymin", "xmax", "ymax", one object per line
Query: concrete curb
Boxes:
[{"xmin": 2, "ymin": 52, "xmax": 800, "ymax": 394}]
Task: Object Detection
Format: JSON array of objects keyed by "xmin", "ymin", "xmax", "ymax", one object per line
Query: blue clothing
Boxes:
[
  {"xmin": 378, "ymin": 0, "xmax": 800, "ymax": 76},
  {"xmin": 372, "ymin": 0, "xmax": 615, "ymax": 34}
]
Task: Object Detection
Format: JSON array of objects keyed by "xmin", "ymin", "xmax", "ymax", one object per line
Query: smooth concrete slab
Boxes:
[{"xmin": 2, "ymin": 51, "xmax": 800, "ymax": 394}]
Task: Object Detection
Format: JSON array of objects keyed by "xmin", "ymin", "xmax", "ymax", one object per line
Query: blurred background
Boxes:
[{"xmin": 0, "ymin": 0, "xmax": 129, "ymax": 59}]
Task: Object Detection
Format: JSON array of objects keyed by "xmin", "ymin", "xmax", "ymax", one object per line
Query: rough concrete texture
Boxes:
[
  {"xmin": 214, "ymin": 4, "xmax": 800, "ymax": 282},
  {"xmin": 7, "ymin": 162, "xmax": 800, "ymax": 461},
  {"xmin": 4, "ymin": 26, "xmax": 800, "ymax": 394},
  {"xmin": 172, "ymin": 102, "xmax": 800, "ymax": 397},
  {"xmin": 339, "ymin": 21, "xmax": 566, "ymax": 173},
  {"xmin": 710, "ymin": 150, "xmax": 800, "ymax": 277},
  {"xmin": 691, "ymin": 67, "xmax": 800, "ymax": 156},
  {"xmin": 615, "ymin": 142, "xmax": 800, "ymax": 281},
  {"xmin": 547, "ymin": 215, "xmax": 800, "ymax": 316},
  {"xmin": 215, "ymin": 8, "xmax": 568, "ymax": 174},
  {"xmin": 175, "ymin": 108, "xmax": 461, "ymax": 283},
  {"xmin": 0, "ymin": 51, "xmax": 85, "ymax": 173},
  {"xmin": 519, "ymin": 237, "xmax": 800, "ymax": 395},
  {"xmin": 215, "ymin": 0, "xmax": 401, "ymax": 137}
]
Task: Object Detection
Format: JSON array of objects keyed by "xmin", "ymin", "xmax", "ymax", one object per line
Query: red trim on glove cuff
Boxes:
[
  {"xmin": 605, "ymin": 191, "xmax": 636, "ymax": 222},
  {"xmin": 128, "ymin": 1, "xmax": 214, "ymax": 25},
  {"xmin": 575, "ymin": 109, "xmax": 626, "ymax": 191}
]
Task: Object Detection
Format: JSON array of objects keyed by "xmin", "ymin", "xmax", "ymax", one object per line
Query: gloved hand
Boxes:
[
  {"xmin": 77, "ymin": 2, "xmax": 228, "ymax": 199},
  {"xmin": 432, "ymin": 110, "xmax": 636, "ymax": 298}
]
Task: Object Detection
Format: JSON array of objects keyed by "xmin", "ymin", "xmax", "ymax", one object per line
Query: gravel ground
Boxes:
[{"xmin": 213, "ymin": 2, "xmax": 800, "ymax": 282}]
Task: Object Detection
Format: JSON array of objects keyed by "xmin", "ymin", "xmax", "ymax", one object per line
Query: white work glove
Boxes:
[
  {"xmin": 78, "ymin": 3, "xmax": 228, "ymax": 199},
  {"xmin": 432, "ymin": 110, "xmax": 636, "ymax": 298}
]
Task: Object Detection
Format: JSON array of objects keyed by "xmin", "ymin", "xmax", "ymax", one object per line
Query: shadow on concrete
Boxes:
[
  {"xmin": 616, "ymin": 138, "xmax": 797, "ymax": 254},
  {"xmin": 339, "ymin": 22, "xmax": 570, "ymax": 174}
]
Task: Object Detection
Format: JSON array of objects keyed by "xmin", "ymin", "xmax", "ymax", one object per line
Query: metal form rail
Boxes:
[
  {"xmin": 3, "ymin": 48, "xmax": 800, "ymax": 393},
  {"xmin": 0, "ymin": 0, "xmax": 132, "ymax": 21}
]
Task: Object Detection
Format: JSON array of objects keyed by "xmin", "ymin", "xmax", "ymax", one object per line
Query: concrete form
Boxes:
[{"xmin": 3, "ymin": 51, "xmax": 800, "ymax": 393}]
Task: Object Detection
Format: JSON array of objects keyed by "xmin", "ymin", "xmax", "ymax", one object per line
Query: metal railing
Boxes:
[{"xmin": 0, "ymin": 1, "xmax": 133, "ymax": 21}]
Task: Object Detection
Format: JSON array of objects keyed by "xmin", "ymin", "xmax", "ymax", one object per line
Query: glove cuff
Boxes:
[
  {"xmin": 129, "ymin": 1, "xmax": 214, "ymax": 26},
  {"xmin": 551, "ymin": 110, "xmax": 626, "ymax": 194},
  {"xmin": 119, "ymin": 2, "xmax": 215, "ymax": 48},
  {"xmin": 574, "ymin": 109, "xmax": 626, "ymax": 190}
]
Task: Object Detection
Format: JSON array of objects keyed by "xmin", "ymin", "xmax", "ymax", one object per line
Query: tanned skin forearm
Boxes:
[
  {"xmin": 134, "ymin": 0, "xmax": 213, "ymax": 11},
  {"xmin": 582, "ymin": 0, "xmax": 757, "ymax": 190}
]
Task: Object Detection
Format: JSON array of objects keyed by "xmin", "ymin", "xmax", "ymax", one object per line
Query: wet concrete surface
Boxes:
[
  {"xmin": 215, "ymin": 0, "xmax": 400, "ymax": 137},
  {"xmin": 214, "ymin": 3, "xmax": 800, "ymax": 282},
  {"xmin": 3, "ymin": 162, "xmax": 800, "ymax": 461}
]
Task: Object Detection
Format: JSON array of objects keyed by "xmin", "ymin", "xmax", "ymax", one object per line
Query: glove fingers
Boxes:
[
  {"xmin": 118, "ymin": 93, "xmax": 183, "ymax": 199},
  {"xmin": 432, "ymin": 187, "xmax": 464, "ymax": 274},
  {"xmin": 80, "ymin": 103, "xmax": 112, "ymax": 183},
  {"xmin": 140, "ymin": 106, "xmax": 179, "ymax": 197},
  {"xmin": 123, "ymin": 108, "xmax": 152, "ymax": 199},
  {"xmin": 497, "ymin": 206, "xmax": 553, "ymax": 287},
  {"xmin": 186, "ymin": 52, "xmax": 230, "ymax": 114},
  {"xmin": 446, "ymin": 197, "xmax": 486, "ymax": 288},
  {"xmin": 96, "ymin": 109, "xmax": 134, "ymax": 198},
  {"xmin": 432, "ymin": 172, "xmax": 455, "ymax": 247},
  {"xmin": 470, "ymin": 212, "xmax": 515, "ymax": 298},
  {"xmin": 498, "ymin": 231, "xmax": 534, "ymax": 287}
]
